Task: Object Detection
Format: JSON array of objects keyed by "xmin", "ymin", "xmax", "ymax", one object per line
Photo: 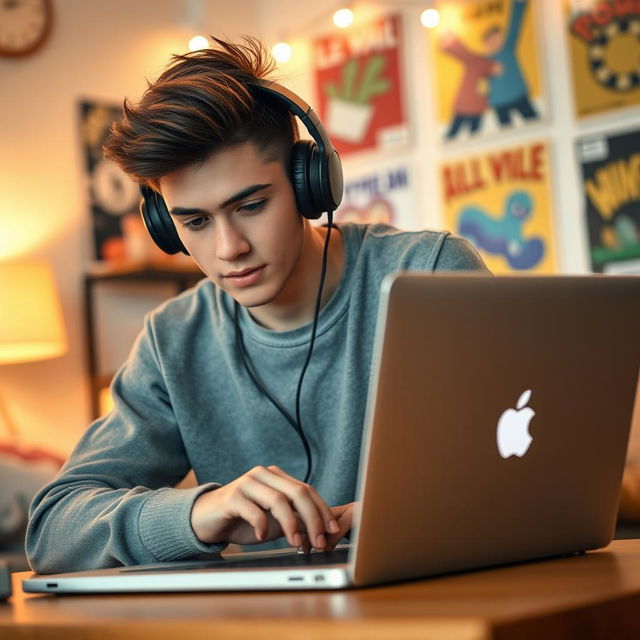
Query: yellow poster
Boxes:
[
  {"xmin": 429, "ymin": 0, "xmax": 546, "ymax": 143},
  {"xmin": 566, "ymin": 0, "xmax": 640, "ymax": 118},
  {"xmin": 440, "ymin": 140, "xmax": 557, "ymax": 273}
]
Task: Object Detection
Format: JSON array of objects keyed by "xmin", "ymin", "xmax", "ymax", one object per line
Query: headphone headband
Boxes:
[{"xmin": 139, "ymin": 80, "xmax": 343, "ymax": 254}]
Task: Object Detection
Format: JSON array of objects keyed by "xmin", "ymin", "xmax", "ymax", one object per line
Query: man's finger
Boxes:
[
  {"xmin": 251, "ymin": 466, "xmax": 338, "ymax": 549},
  {"xmin": 240, "ymin": 478, "xmax": 302, "ymax": 547}
]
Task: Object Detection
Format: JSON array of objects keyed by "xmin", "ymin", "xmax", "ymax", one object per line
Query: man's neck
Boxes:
[{"xmin": 247, "ymin": 223, "xmax": 344, "ymax": 332}]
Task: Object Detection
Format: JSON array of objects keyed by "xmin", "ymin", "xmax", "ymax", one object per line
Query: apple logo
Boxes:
[{"xmin": 497, "ymin": 389, "xmax": 535, "ymax": 459}]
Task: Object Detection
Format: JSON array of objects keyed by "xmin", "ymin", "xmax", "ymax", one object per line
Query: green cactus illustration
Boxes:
[{"xmin": 325, "ymin": 55, "xmax": 391, "ymax": 104}]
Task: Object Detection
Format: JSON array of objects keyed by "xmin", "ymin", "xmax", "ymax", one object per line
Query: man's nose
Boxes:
[{"xmin": 215, "ymin": 220, "xmax": 250, "ymax": 261}]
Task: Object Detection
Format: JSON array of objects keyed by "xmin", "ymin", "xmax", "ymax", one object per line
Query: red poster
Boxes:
[{"xmin": 313, "ymin": 14, "xmax": 408, "ymax": 157}]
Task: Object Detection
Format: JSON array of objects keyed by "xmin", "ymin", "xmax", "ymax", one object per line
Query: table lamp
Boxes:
[{"xmin": 0, "ymin": 261, "xmax": 68, "ymax": 440}]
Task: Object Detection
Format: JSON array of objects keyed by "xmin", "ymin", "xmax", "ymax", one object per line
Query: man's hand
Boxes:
[
  {"xmin": 190, "ymin": 465, "xmax": 340, "ymax": 550},
  {"xmin": 297, "ymin": 502, "xmax": 356, "ymax": 554}
]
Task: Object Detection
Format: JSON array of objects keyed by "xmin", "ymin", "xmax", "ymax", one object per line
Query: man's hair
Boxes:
[{"xmin": 103, "ymin": 37, "xmax": 298, "ymax": 189}]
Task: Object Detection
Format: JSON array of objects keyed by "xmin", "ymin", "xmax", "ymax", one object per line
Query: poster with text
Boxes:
[
  {"xmin": 577, "ymin": 128, "xmax": 640, "ymax": 273},
  {"xmin": 429, "ymin": 0, "xmax": 546, "ymax": 144},
  {"xmin": 566, "ymin": 0, "xmax": 640, "ymax": 119},
  {"xmin": 440, "ymin": 140, "xmax": 557, "ymax": 273},
  {"xmin": 334, "ymin": 165, "xmax": 419, "ymax": 230},
  {"xmin": 313, "ymin": 13, "xmax": 409, "ymax": 157}
]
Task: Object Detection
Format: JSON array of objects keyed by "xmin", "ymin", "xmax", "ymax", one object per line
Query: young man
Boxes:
[{"xmin": 26, "ymin": 38, "xmax": 489, "ymax": 574}]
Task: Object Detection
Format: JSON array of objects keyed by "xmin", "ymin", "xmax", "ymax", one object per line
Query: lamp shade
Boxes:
[{"xmin": 0, "ymin": 261, "xmax": 67, "ymax": 365}]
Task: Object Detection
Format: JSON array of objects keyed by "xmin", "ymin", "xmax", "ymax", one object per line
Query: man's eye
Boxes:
[
  {"xmin": 183, "ymin": 217, "xmax": 209, "ymax": 231},
  {"xmin": 240, "ymin": 199, "xmax": 267, "ymax": 214}
]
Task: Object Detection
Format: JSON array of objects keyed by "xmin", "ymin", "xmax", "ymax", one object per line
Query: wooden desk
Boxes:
[{"xmin": 2, "ymin": 539, "xmax": 640, "ymax": 639}]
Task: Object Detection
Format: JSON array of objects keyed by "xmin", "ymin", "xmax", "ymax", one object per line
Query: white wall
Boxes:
[
  {"xmin": 1, "ymin": 0, "xmax": 638, "ymax": 456},
  {"xmin": 0, "ymin": 0, "xmax": 258, "ymax": 455}
]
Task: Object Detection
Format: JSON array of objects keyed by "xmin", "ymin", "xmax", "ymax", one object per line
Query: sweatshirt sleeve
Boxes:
[
  {"xmin": 25, "ymin": 316, "xmax": 225, "ymax": 574},
  {"xmin": 433, "ymin": 234, "xmax": 492, "ymax": 273}
]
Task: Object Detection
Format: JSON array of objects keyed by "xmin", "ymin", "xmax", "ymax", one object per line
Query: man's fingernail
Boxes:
[
  {"xmin": 315, "ymin": 534, "xmax": 326, "ymax": 549},
  {"xmin": 329, "ymin": 519, "xmax": 339, "ymax": 533},
  {"xmin": 293, "ymin": 532, "xmax": 302, "ymax": 547}
]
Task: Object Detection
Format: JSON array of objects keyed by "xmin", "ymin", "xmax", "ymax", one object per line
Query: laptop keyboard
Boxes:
[
  {"xmin": 220, "ymin": 547, "xmax": 349, "ymax": 569},
  {"xmin": 120, "ymin": 547, "xmax": 350, "ymax": 573}
]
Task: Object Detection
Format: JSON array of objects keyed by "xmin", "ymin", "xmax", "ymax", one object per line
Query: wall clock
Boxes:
[{"xmin": 0, "ymin": 0, "xmax": 53, "ymax": 58}]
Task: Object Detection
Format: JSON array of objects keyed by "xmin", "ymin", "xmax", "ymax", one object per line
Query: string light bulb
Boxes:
[
  {"xmin": 188, "ymin": 35, "xmax": 209, "ymax": 51},
  {"xmin": 271, "ymin": 41, "xmax": 293, "ymax": 63},
  {"xmin": 333, "ymin": 8, "xmax": 354, "ymax": 29},
  {"xmin": 420, "ymin": 8, "xmax": 441, "ymax": 29}
]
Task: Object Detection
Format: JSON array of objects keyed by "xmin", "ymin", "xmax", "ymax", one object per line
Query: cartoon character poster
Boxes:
[
  {"xmin": 566, "ymin": 0, "xmax": 640, "ymax": 118},
  {"xmin": 577, "ymin": 128, "xmax": 640, "ymax": 273},
  {"xmin": 440, "ymin": 140, "xmax": 557, "ymax": 273},
  {"xmin": 334, "ymin": 165, "xmax": 419, "ymax": 230},
  {"xmin": 429, "ymin": 0, "xmax": 546, "ymax": 143},
  {"xmin": 313, "ymin": 14, "xmax": 409, "ymax": 157}
]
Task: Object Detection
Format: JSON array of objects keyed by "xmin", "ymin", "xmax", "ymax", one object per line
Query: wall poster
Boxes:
[
  {"xmin": 577, "ymin": 128, "xmax": 640, "ymax": 273},
  {"xmin": 566, "ymin": 0, "xmax": 640, "ymax": 119},
  {"xmin": 333, "ymin": 164, "xmax": 419, "ymax": 230},
  {"xmin": 79, "ymin": 100, "xmax": 185, "ymax": 264},
  {"xmin": 440, "ymin": 139, "xmax": 557, "ymax": 273},
  {"xmin": 429, "ymin": 0, "xmax": 547, "ymax": 144},
  {"xmin": 313, "ymin": 13, "xmax": 409, "ymax": 157}
]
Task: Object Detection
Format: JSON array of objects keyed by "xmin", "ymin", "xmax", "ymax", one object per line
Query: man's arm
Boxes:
[
  {"xmin": 504, "ymin": 0, "xmax": 527, "ymax": 53},
  {"xmin": 25, "ymin": 320, "xmax": 222, "ymax": 574},
  {"xmin": 26, "ymin": 316, "xmax": 339, "ymax": 574}
]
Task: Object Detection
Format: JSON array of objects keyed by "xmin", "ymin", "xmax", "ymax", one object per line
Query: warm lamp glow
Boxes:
[
  {"xmin": 271, "ymin": 41, "xmax": 293, "ymax": 63},
  {"xmin": 0, "ymin": 261, "xmax": 67, "ymax": 365},
  {"xmin": 333, "ymin": 8, "xmax": 354, "ymax": 29},
  {"xmin": 421, "ymin": 8, "xmax": 441, "ymax": 28},
  {"xmin": 188, "ymin": 35, "xmax": 209, "ymax": 51}
]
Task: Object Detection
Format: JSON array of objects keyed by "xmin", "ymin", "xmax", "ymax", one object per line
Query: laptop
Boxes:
[{"xmin": 23, "ymin": 273, "xmax": 640, "ymax": 594}]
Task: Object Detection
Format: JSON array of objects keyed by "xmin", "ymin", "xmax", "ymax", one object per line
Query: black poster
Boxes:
[
  {"xmin": 79, "ymin": 100, "xmax": 140, "ymax": 261},
  {"xmin": 577, "ymin": 128, "xmax": 640, "ymax": 273}
]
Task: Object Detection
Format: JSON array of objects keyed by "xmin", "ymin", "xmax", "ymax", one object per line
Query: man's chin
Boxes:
[{"xmin": 226, "ymin": 286, "xmax": 278, "ymax": 310}]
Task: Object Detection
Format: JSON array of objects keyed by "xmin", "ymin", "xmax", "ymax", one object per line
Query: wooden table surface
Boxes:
[{"xmin": 2, "ymin": 539, "xmax": 640, "ymax": 639}]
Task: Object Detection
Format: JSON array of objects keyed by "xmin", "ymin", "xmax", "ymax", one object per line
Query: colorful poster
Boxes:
[
  {"xmin": 566, "ymin": 0, "xmax": 640, "ymax": 118},
  {"xmin": 429, "ymin": 0, "xmax": 546, "ymax": 143},
  {"xmin": 313, "ymin": 14, "xmax": 409, "ymax": 157},
  {"xmin": 79, "ymin": 100, "xmax": 141, "ymax": 261},
  {"xmin": 440, "ymin": 140, "xmax": 557, "ymax": 273},
  {"xmin": 577, "ymin": 128, "xmax": 640, "ymax": 273},
  {"xmin": 334, "ymin": 165, "xmax": 418, "ymax": 230}
]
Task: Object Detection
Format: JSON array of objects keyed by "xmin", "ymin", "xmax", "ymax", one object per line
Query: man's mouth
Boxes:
[{"xmin": 223, "ymin": 265, "xmax": 266, "ymax": 287}]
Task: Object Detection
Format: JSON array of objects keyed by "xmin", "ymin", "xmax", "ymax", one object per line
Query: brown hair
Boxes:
[{"xmin": 103, "ymin": 37, "xmax": 297, "ymax": 189}]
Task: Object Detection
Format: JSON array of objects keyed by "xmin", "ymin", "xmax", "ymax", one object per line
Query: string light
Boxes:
[
  {"xmin": 188, "ymin": 35, "xmax": 209, "ymax": 51},
  {"xmin": 420, "ymin": 8, "xmax": 440, "ymax": 28},
  {"xmin": 271, "ymin": 41, "xmax": 293, "ymax": 63},
  {"xmin": 333, "ymin": 8, "xmax": 354, "ymax": 29}
]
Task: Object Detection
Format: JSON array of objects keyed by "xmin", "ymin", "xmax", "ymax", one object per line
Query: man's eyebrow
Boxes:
[{"xmin": 169, "ymin": 183, "xmax": 271, "ymax": 216}]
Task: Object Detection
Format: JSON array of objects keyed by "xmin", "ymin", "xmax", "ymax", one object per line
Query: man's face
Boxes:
[{"xmin": 159, "ymin": 142, "xmax": 304, "ymax": 309}]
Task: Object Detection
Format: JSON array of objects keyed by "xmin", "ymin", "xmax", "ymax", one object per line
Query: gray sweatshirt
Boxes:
[{"xmin": 26, "ymin": 223, "xmax": 489, "ymax": 573}]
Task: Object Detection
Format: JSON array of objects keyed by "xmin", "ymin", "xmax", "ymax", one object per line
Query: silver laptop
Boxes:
[{"xmin": 23, "ymin": 273, "xmax": 640, "ymax": 594}]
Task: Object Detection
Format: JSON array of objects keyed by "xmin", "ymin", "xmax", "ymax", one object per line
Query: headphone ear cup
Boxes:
[
  {"xmin": 139, "ymin": 186, "xmax": 189, "ymax": 255},
  {"xmin": 290, "ymin": 140, "xmax": 321, "ymax": 219}
]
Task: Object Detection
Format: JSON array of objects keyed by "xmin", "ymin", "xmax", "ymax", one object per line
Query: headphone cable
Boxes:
[{"xmin": 234, "ymin": 213, "xmax": 334, "ymax": 484}]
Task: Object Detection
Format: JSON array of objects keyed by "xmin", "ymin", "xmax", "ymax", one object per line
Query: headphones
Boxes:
[{"xmin": 139, "ymin": 79, "xmax": 344, "ymax": 255}]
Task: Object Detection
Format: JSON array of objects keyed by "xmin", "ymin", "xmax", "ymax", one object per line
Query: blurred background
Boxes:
[{"xmin": 0, "ymin": 0, "xmax": 639, "ymax": 465}]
